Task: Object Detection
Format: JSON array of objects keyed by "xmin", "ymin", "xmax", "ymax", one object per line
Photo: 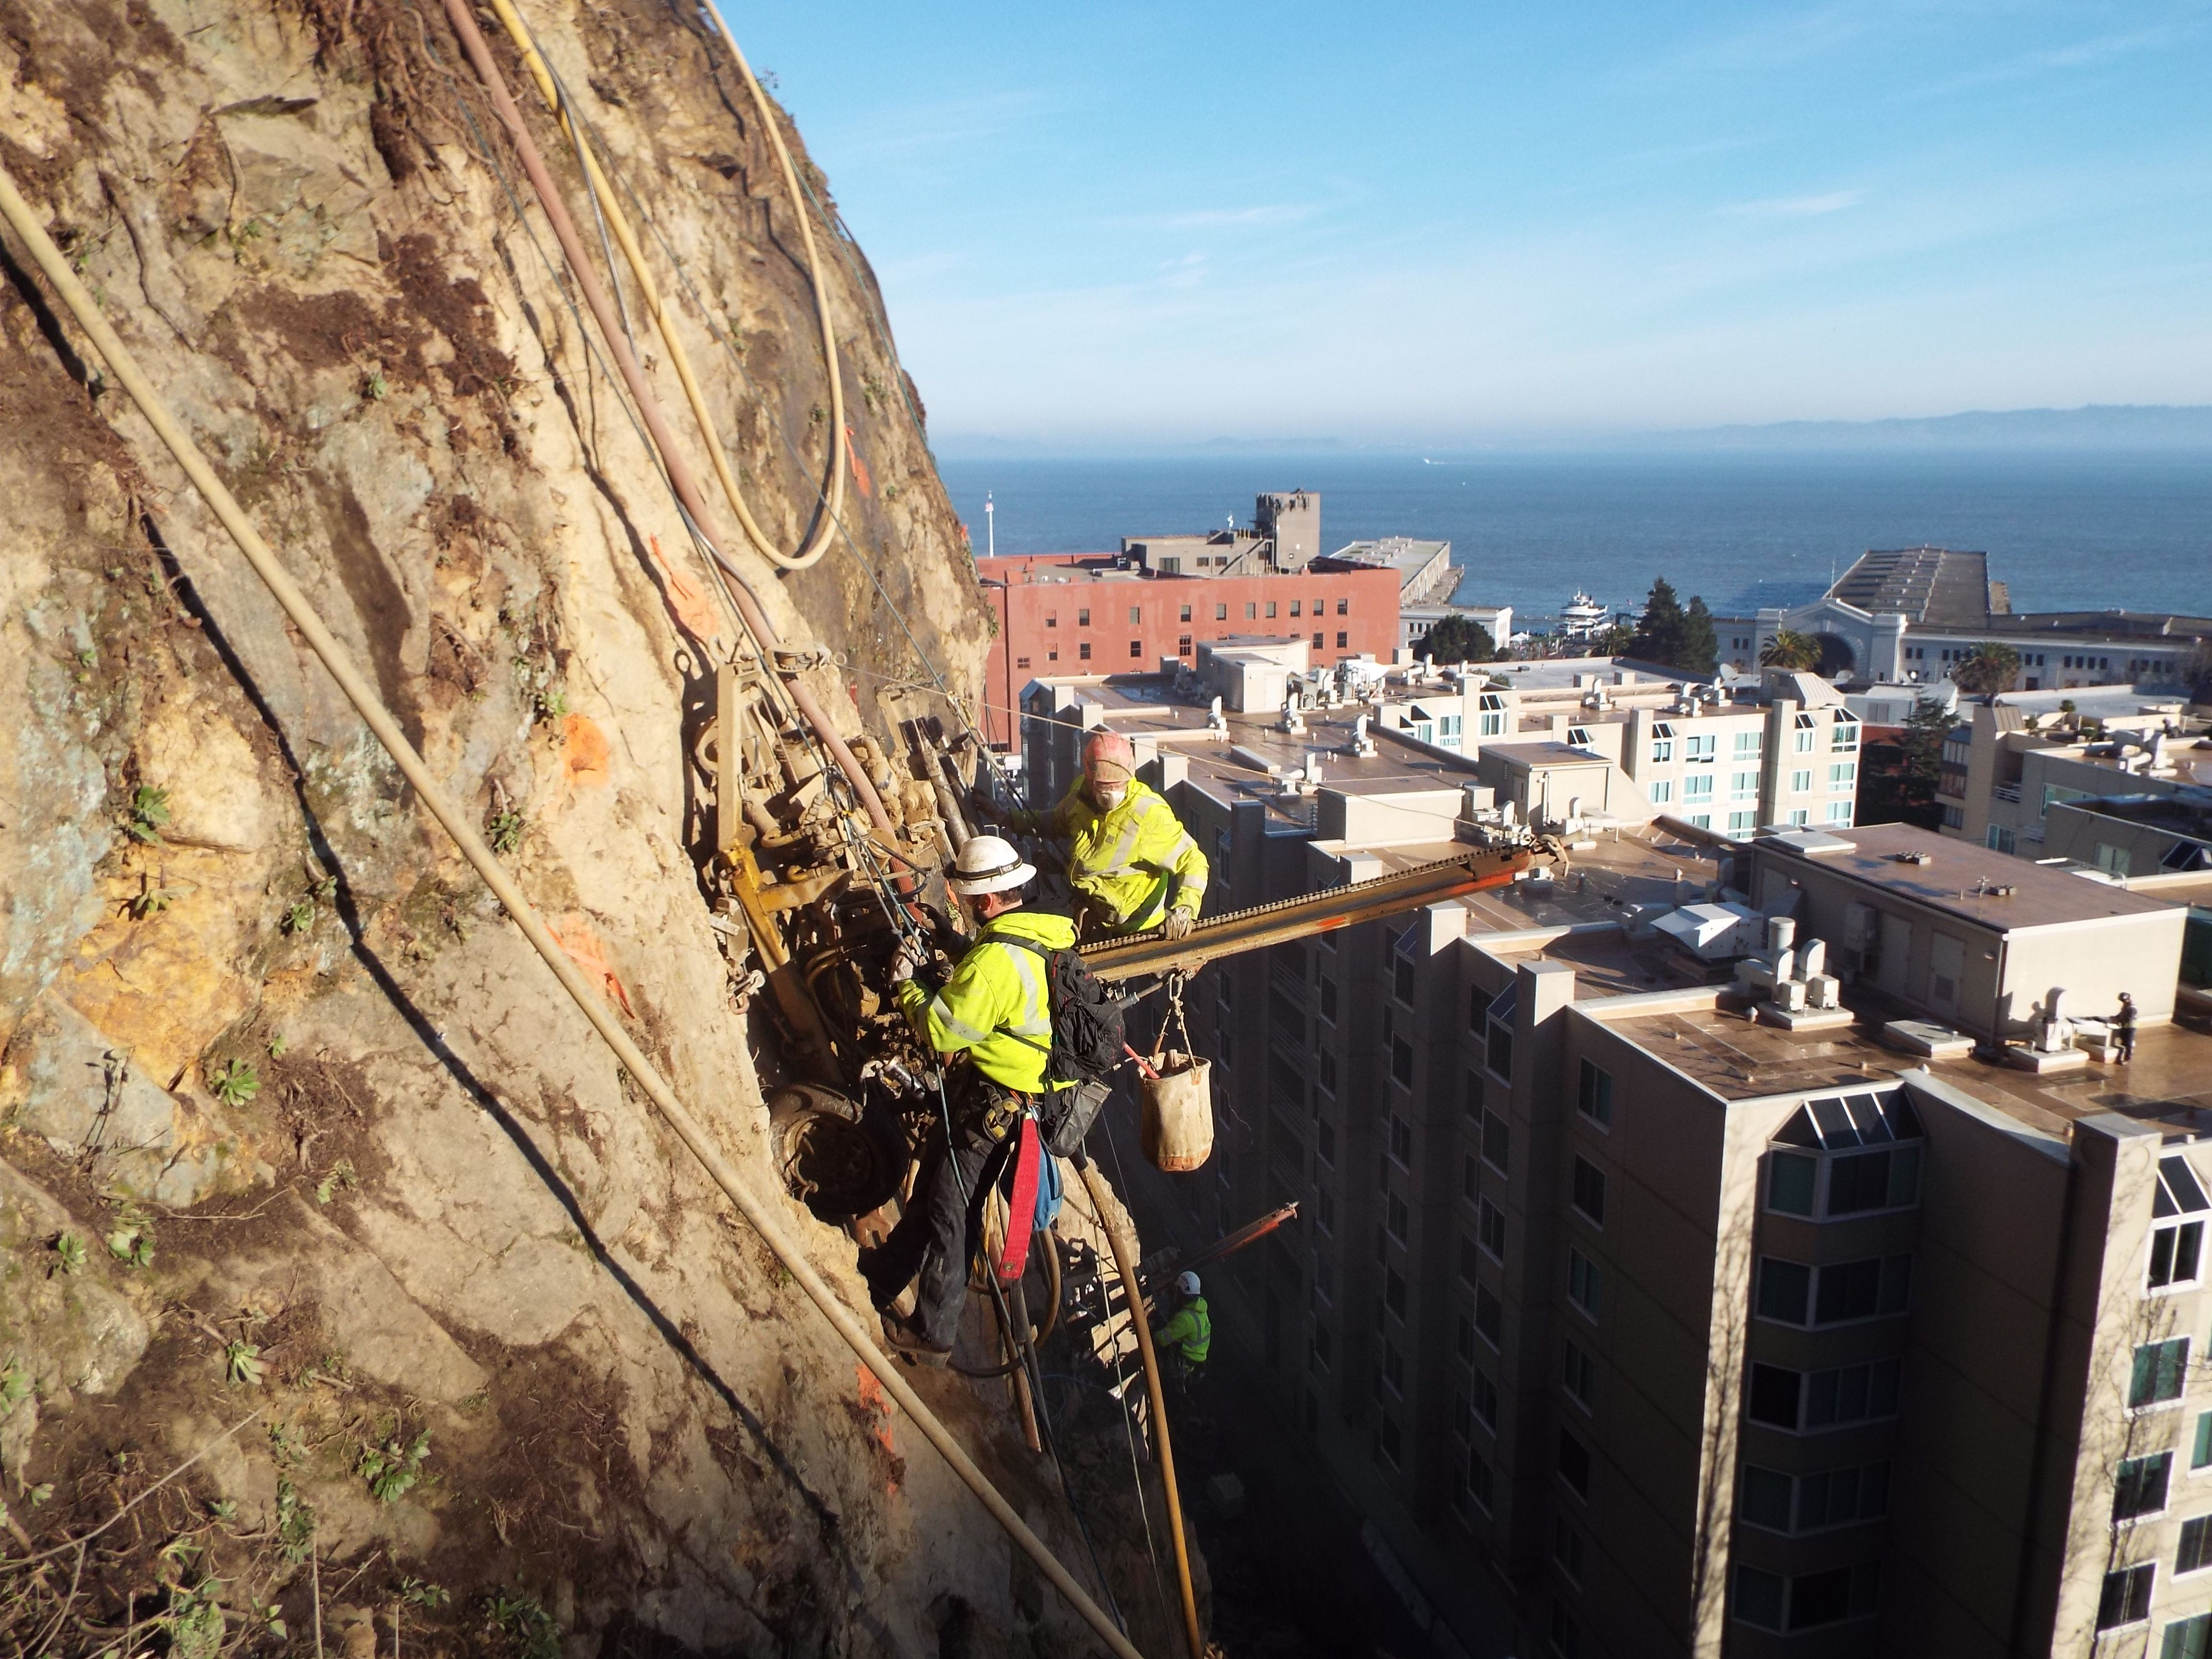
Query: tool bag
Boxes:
[{"xmin": 999, "ymin": 936, "xmax": 1126, "ymax": 1158}]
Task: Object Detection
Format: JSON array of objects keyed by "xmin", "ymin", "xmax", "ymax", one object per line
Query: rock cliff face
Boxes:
[{"xmin": 0, "ymin": 3, "xmax": 1129, "ymax": 1655}]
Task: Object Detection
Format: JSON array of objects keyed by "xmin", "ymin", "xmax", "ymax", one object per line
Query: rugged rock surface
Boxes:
[{"xmin": 0, "ymin": 2, "xmax": 1154, "ymax": 1655}]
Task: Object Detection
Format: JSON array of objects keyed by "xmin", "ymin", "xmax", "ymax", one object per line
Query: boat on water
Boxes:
[{"xmin": 1559, "ymin": 591, "xmax": 1609, "ymax": 636}]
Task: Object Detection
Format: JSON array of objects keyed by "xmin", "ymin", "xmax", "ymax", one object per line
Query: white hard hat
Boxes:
[
  {"xmin": 947, "ymin": 834, "xmax": 1036, "ymax": 897},
  {"xmin": 1176, "ymin": 1270, "xmax": 1201, "ymax": 1298}
]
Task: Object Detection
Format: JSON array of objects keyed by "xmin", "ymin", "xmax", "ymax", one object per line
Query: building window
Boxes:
[
  {"xmin": 1554, "ymin": 1516, "xmax": 1585, "ymax": 1586},
  {"xmin": 1290, "ymin": 600, "xmax": 1302, "ymax": 617},
  {"xmin": 1266, "ymin": 601, "xmax": 1278, "ymax": 618},
  {"xmin": 1727, "ymin": 810, "xmax": 1756, "ymax": 831},
  {"xmin": 1735, "ymin": 731, "xmax": 1762, "ymax": 757},
  {"xmin": 1648, "ymin": 779, "xmax": 1673, "ymax": 805},
  {"xmin": 1177, "ymin": 634, "xmax": 1193, "ymax": 656},
  {"xmin": 1045, "ymin": 614, "xmax": 1058, "ymax": 629},
  {"xmin": 1393, "ymin": 950, "xmax": 1417, "ymax": 1006},
  {"xmin": 1747, "ymin": 1359, "xmax": 1902, "ymax": 1431},
  {"xmin": 1562, "ymin": 1339, "xmax": 1594, "ymax": 1407},
  {"xmin": 2179, "ymin": 1519, "xmax": 2212, "ymax": 1576},
  {"xmin": 2194, "ymin": 1411, "xmax": 2212, "ymax": 1473},
  {"xmin": 2134, "ymin": 1340, "xmax": 2192, "ymax": 1408},
  {"xmin": 1474, "ymin": 1368, "xmax": 1499, "ymax": 1429},
  {"xmin": 1651, "ymin": 725, "xmax": 1674, "ymax": 762},
  {"xmin": 1467, "ymin": 983, "xmax": 1493, "ymax": 1031},
  {"xmin": 1687, "ymin": 733, "xmax": 1717, "ymax": 760},
  {"xmin": 1827, "ymin": 801, "xmax": 1854, "ymax": 825},
  {"xmin": 1683, "ymin": 773, "xmax": 1714, "ymax": 802},
  {"xmin": 1129, "ymin": 639, "xmax": 1143, "ymax": 658},
  {"xmin": 1245, "ymin": 602, "xmax": 1257, "ymax": 620},
  {"xmin": 1467, "ymin": 1448, "xmax": 1494, "ymax": 1514},
  {"xmin": 1389, "ymin": 1114, "xmax": 1412, "ymax": 1166},
  {"xmin": 1463, "ymin": 1154, "xmax": 1480, "ymax": 1202},
  {"xmin": 1311, "ymin": 1322, "xmax": 1332, "ymax": 1368},
  {"xmin": 1316, "ymin": 1189, "xmax": 1334, "ymax": 1233},
  {"xmin": 1079, "ymin": 642, "xmax": 1092, "ymax": 661},
  {"xmin": 1078, "ymin": 608, "xmax": 1090, "ymax": 626},
  {"xmin": 1336, "ymin": 630, "xmax": 1348, "ymax": 649},
  {"xmin": 2116, "ymin": 1453, "xmax": 2174, "ymax": 1522},
  {"xmin": 1047, "ymin": 649, "xmax": 1058, "ymax": 662},
  {"xmin": 1391, "ymin": 1036, "xmax": 1414, "ymax": 1087},
  {"xmin": 1731, "ymin": 769, "xmax": 1758, "ymax": 800},
  {"xmin": 1756, "ymin": 1258, "xmax": 1813, "ymax": 1324},
  {"xmin": 1828, "ymin": 1145, "xmax": 1923, "ymax": 1214},
  {"xmin": 1320, "ymin": 977, "xmax": 1338, "ymax": 1023},
  {"xmin": 1215, "ymin": 602, "xmax": 1228, "ymax": 621},
  {"xmin": 1480, "ymin": 1196, "xmax": 1506, "ymax": 1262},
  {"xmin": 1387, "ymin": 1191, "xmax": 1408, "ymax": 1241},
  {"xmin": 1179, "ymin": 603, "xmax": 1192, "ymax": 622},
  {"xmin": 1486, "ymin": 1009, "xmax": 1515, "ymax": 1080},
  {"xmin": 1127, "ymin": 605, "xmax": 1142, "ymax": 625},
  {"xmin": 1384, "ymin": 1266, "xmax": 1407, "ymax": 1320},
  {"xmin": 1833, "ymin": 715, "xmax": 1860, "ymax": 751},
  {"xmin": 1382, "ymin": 1342, "xmax": 1405, "ymax": 1396},
  {"xmin": 1015, "ymin": 657, "xmax": 1030, "ymax": 669},
  {"xmin": 1829, "ymin": 762, "xmax": 1857, "ymax": 790},
  {"xmin": 1557, "ymin": 1428, "xmax": 1590, "ymax": 1498},
  {"xmin": 1568, "ymin": 1247, "xmax": 1601, "ymax": 1321},
  {"xmin": 1791, "ymin": 768, "xmax": 1814, "ymax": 793},
  {"xmin": 1571, "ymin": 1158, "xmax": 1607, "ymax": 1226},
  {"xmin": 1475, "ymin": 1285, "xmax": 1503, "ymax": 1348},
  {"xmin": 2165, "ymin": 1613, "xmax": 2212, "ymax": 1657},
  {"xmin": 2098, "ymin": 1564, "xmax": 2155, "ymax": 1632},
  {"xmin": 1337, "ymin": 598, "xmax": 1349, "ymax": 615},
  {"xmin": 1482, "ymin": 1111, "xmax": 1511, "ymax": 1177},
  {"xmin": 1460, "ymin": 1236, "xmax": 1481, "ymax": 1288},
  {"xmin": 1317, "ymin": 1119, "xmax": 1335, "ymax": 1165},
  {"xmin": 1736, "ymin": 1563, "xmax": 1882, "ymax": 1633},
  {"xmin": 2152, "ymin": 1158, "xmax": 2210, "ymax": 1288},
  {"xmin": 1740, "ymin": 1461, "xmax": 1890, "ymax": 1534}
]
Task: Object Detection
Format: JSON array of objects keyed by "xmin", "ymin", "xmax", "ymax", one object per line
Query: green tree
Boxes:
[
  {"xmin": 1681, "ymin": 598, "xmax": 1720, "ymax": 677},
  {"xmin": 1416, "ymin": 614, "xmax": 1497, "ymax": 664},
  {"xmin": 1760, "ymin": 630, "xmax": 1820, "ymax": 671},
  {"xmin": 1860, "ymin": 697, "xmax": 1953, "ymax": 828},
  {"xmin": 1627, "ymin": 577, "xmax": 1688, "ymax": 667},
  {"xmin": 1952, "ymin": 640, "xmax": 2022, "ymax": 697},
  {"xmin": 1593, "ymin": 622, "xmax": 1635, "ymax": 657}
]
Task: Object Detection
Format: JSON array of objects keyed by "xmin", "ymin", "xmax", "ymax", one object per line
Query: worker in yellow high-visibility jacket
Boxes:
[
  {"xmin": 983, "ymin": 730, "xmax": 1208, "ymax": 939},
  {"xmin": 866, "ymin": 834, "xmax": 1071, "ymax": 1363}
]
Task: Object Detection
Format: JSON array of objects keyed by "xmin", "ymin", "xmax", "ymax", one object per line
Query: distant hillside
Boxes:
[{"xmin": 1636, "ymin": 404, "xmax": 2212, "ymax": 452}]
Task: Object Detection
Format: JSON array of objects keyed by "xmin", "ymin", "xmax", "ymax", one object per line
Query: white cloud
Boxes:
[{"xmin": 1719, "ymin": 188, "xmax": 1868, "ymax": 218}]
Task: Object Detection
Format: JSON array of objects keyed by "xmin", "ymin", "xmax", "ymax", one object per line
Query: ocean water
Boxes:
[{"xmin": 936, "ymin": 453, "xmax": 2212, "ymax": 628}]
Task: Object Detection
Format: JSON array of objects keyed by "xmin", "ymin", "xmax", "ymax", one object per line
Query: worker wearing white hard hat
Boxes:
[
  {"xmin": 868, "ymin": 835, "xmax": 1073, "ymax": 1363},
  {"xmin": 977, "ymin": 729, "xmax": 1208, "ymax": 940}
]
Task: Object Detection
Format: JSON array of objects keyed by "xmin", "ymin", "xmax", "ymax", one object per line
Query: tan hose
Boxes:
[
  {"xmin": 1079, "ymin": 1165, "xmax": 1204, "ymax": 1659},
  {"xmin": 482, "ymin": 0, "xmax": 842, "ymax": 572},
  {"xmin": 434, "ymin": 0, "xmax": 908, "ymax": 882},
  {"xmin": 0, "ymin": 162, "xmax": 1141, "ymax": 1659}
]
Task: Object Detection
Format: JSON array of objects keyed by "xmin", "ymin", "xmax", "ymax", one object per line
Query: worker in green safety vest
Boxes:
[
  {"xmin": 979, "ymin": 730, "xmax": 1208, "ymax": 940},
  {"xmin": 1151, "ymin": 1269, "xmax": 1211, "ymax": 1380},
  {"xmin": 866, "ymin": 834, "xmax": 1072, "ymax": 1364}
]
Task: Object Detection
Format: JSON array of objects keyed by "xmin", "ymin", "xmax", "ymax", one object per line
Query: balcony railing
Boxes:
[{"xmin": 1993, "ymin": 783, "xmax": 2022, "ymax": 804}]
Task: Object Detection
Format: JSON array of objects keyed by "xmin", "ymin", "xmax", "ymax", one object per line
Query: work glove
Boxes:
[
  {"xmin": 1162, "ymin": 906, "xmax": 1196, "ymax": 942},
  {"xmin": 889, "ymin": 944, "xmax": 923, "ymax": 985}
]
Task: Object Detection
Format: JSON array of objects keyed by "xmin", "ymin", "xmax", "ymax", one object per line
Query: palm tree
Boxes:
[
  {"xmin": 1952, "ymin": 641, "xmax": 2022, "ymax": 697},
  {"xmin": 1759, "ymin": 630, "xmax": 1820, "ymax": 672}
]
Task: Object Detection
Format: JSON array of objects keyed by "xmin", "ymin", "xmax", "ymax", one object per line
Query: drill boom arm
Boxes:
[{"xmin": 1078, "ymin": 842, "xmax": 1547, "ymax": 982}]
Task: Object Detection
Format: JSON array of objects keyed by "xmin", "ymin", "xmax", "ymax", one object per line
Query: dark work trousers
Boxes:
[{"xmin": 866, "ymin": 1073, "xmax": 1019, "ymax": 1349}]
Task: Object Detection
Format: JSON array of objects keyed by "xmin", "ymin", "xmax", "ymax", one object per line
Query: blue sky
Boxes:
[{"xmin": 728, "ymin": 2, "xmax": 2212, "ymax": 449}]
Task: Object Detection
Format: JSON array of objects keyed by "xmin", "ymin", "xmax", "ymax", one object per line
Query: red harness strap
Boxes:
[{"xmin": 996, "ymin": 1115, "xmax": 1043, "ymax": 1285}]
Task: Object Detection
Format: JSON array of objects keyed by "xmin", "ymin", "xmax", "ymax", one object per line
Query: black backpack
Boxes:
[{"xmin": 997, "ymin": 934, "xmax": 1126, "ymax": 1157}]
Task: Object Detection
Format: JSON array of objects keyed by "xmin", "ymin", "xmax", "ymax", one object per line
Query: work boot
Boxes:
[{"xmin": 879, "ymin": 1311, "xmax": 951, "ymax": 1368}]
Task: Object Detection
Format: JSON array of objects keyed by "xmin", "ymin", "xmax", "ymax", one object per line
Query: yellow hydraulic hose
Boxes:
[
  {"xmin": 0, "ymin": 161, "xmax": 1142, "ymax": 1659},
  {"xmin": 482, "ymin": 0, "xmax": 844, "ymax": 573},
  {"xmin": 1079, "ymin": 1165, "xmax": 1204, "ymax": 1659},
  {"xmin": 434, "ymin": 0, "xmax": 911, "ymax": 888}
]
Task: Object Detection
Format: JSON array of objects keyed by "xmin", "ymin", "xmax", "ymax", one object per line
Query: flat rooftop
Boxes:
[
  {"xmin": 1924, "ymin": 1013, "xmax": 2212, "ymax": 1142},
  {"xmin": 1761, "ymin": 820, "xmax": 2182, "ymax": 931},
  {"xmin": 1607, "ymin": 1002, "xmax": 1908, "ymax": 1102},
  {"xmin": 1347, "ymin": 828, "xmax": 1719, "ymax": 941}
]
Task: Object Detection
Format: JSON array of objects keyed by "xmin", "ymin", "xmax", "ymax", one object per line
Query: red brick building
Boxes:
[{"xmin": 975, "ymin": 553, "xmax": 1402, "ymax": 746}]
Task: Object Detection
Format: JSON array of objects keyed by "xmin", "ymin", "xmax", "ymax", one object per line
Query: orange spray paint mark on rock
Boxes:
[
  {"xmin": 856, "ymin": 1364, "xmax": 901, "ymax": 1493},
  {"xmin": 548, "ymin": 914, "xmax": 634, "ymax": 1017},
  {"xmin": 647, "ymin": 534, "xmax": 721, "ymax": 641},
  {"xmin": 844, "ymin": 428, "xmax": 873, "ymax": 499},
  {"xmin": 560, "ymin": 714, "xmax": 611, "ymax": 792}
]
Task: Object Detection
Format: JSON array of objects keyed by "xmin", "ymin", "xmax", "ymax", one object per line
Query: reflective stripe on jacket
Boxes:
[
  {"xmin": 1039, "ymin": 778, "xmax": 1208, "ymax": 930},
  {"xmin": 897, "ymin": 908, "xmax": 1078, "ymax": 1094},
  {"xmin": 1153, "ymin": 1296, "xmax": 1211, "ymax": 1366}
]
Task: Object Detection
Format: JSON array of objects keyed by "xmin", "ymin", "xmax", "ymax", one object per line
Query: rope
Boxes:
[{"xmin": 0, "ymin": 157, "xmax": 1143, "ymax": 1659}]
